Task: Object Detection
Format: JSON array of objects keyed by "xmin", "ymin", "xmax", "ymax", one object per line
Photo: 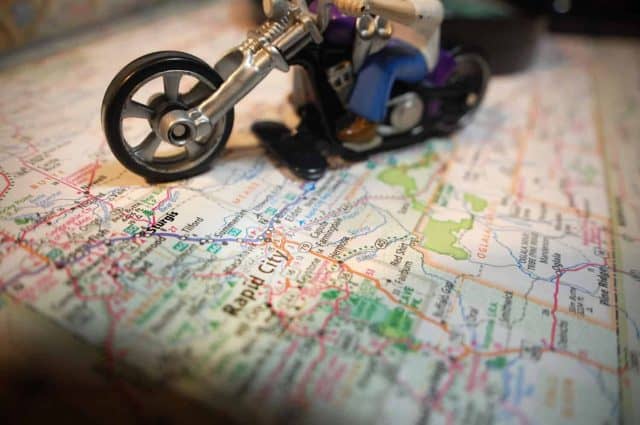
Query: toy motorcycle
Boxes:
[{"xmin": 102, "ymin": 0, "xmax": 490, "ymax": 181}]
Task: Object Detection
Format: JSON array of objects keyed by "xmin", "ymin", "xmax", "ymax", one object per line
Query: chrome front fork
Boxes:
[{"xmin": 159, "ymin": 12, "xmax": 323, "ymax": 145}]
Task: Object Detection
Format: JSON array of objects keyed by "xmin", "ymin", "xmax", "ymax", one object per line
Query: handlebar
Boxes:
[{"xmin": 332, "ymin": 0, "xmax": 418, "ymax": 25}]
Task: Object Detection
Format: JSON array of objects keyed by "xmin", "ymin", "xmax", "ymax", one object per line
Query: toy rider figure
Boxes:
[{"xmin": 313, "ymin": 0, "xmax": 445, "ymax": 145}]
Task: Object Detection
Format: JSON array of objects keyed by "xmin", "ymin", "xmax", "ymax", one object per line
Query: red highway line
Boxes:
[
  {"xmin": 0, "ymin": 172, "xmax": 10, "ymax": 199},
  {"xmin": 550, "ymin": 273, "xmax": 562, "ymax": 349},
  {"xmin": 550, "ymin": 262, "xmax": 605, "ymax": 348}
]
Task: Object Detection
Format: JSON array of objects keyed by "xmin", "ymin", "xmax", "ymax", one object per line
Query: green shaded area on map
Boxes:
[
  {"xmin": 423, "ymin": 217, "xmax": 473, "ymax": 260},
  {"xmin": 347, "ymin": 294, "xmax": 388, "ymax": 322},
  {"xmin": 322, "ymin": 289, "xmax": 341, "ymax": 300},
  {"xmin": 379, "ymin": 168, "xmax": 417, "ymax": 196},
  {"xmin": 345, "ymin": 294, "xmax": 414, "ymax": 343},
  {"xmin": 570, "ymin": 159, "xmax": 599, "ymax": 184},
  {"xmin": 464, "ymin": 193, "xmax": 488, "ymax": 213},
  {"xmin": 379, "ymin": 307, "xmax": 414, "ymax": 340},
  {"xmin": 486, "ymin": 356, "xmax": 508, "ymax": 369},
  {"xmin": 377, "ymin": 152, "xmax": 438, "ymax": 211}
]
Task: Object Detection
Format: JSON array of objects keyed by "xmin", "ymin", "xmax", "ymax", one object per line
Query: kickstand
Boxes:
[{"xmin": 252, "ymin": 120, "xmax": 329, "ymax": 181}]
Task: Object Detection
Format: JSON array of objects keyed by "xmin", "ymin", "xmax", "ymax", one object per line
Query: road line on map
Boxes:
[
  {"xmin": 257, "ymin": 340, "xmax": 300, "ymax": 400},
  {"xmin": 16, "ymin": 159, "xmax": 125, "ymax": 239},
  {"xmin": 549, "ymin": 273, "xmax": 561, "ymax": 349},
  {"xmin": 288, "ymin": 238, "xmax": 623, "ymax": 375},
  {"xmin": 434, "ymin": 360, "xmax": 463, "ymax": 408},
  {"xmin": 0, "ymin": 264, "xmax": 48, "ymax": 292},
  {"xmin": 0, "ymin": 171, "xmax": 11, "ymax": 199},
  {"xmin": 289, "ymin": 241, "xmax": 449, "ymax": 333},
  {"xmin": 522, "ymin": 195, "xmax": 609, "ymax": 224},
  {"xmin": 20, "ymin": 159, "xmax": 88, "ymax": 193},
  {"xmin": 345, "ymin": 170, "xmax": 370, "ymax": 202},
  {"xmin": 19, "ymin": 159, "xmax": 116, "ymax": 211},
  {"xmin": 150, "ymin": 188, "xmax": 174, "ymax": 221},
  {"xmin": 293, "ymin": 282, "xmax": 350, "ymax": 402},
  {"xmin": 550, "ymin": 262, "xmax": 606, "ymax": 349},
  {"xmin": 417, "ymin": 249, "xmax": 616, "ymax": 331},
  {"xmin": 103, "ymin": 297, "xmax": 143, "ymax": 414},
  {"xmin": 0, "ymin": 230, "xmax": 50, "ymax": 264},
  {"xmin": 590, "ymin": 54, "xmax": 632, "ymax": 422},
  {"xmin": 85, "ymin": 159, "xmax": 100, "ymax": 192},
  {"xmin": 413, "ymin": 141, "xmax": 458, "ymax": 232},
  {"xmin": 510, "ymin": 84, "xmax": 539, "ymax": 199}
]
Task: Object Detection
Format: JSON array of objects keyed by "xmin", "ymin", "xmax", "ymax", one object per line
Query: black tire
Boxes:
[
  {"xmin": 102, "ymin": 51, "xmax": 234, "ymax": 182},
  {"xmin": 434, "ymin": 51, "xmax": 491, "ymax": 135}
]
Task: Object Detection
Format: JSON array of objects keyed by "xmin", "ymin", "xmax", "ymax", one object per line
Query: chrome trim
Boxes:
[{"xmin": 193, "ymin": 8, "xmax": 323, "ymax": 128}]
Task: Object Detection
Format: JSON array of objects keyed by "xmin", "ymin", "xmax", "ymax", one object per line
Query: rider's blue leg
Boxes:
[{"xmin": 348, "ymin": 39, "xmax": 428, "ymax": 123}]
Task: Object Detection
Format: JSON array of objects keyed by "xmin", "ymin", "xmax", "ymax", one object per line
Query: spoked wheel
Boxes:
[
  {"xmin": 434, "ymin": 51, "xmax": 491, "ymax": 134},
  {"xmin": 102, "ymin": 51, "xmax": 234, "ymax": 181}
]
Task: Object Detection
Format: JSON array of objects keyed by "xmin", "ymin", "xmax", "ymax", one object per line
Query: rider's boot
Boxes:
[{"xmin": 338, "ymin": 116, "xmax": 378, "ymax": 144}]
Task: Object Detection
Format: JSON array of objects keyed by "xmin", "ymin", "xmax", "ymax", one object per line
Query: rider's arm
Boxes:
[
  {"xmin": 332, "ymin": 0, "xmax": 443, "ymax": 29},
  {"xmin": 333, "ymin": 0, "xmax": 444, "ymax": 70}
]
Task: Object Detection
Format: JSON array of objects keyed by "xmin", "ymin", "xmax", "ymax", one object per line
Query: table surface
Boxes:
[{"xmin": 0, "ymin": 2, "xmax": 639, "ymax": 424}]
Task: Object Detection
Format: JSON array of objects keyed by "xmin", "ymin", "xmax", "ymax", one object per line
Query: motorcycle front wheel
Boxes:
[{"xmin": 102, "ymin": 51, "xmax": 234, "ymax": 182}]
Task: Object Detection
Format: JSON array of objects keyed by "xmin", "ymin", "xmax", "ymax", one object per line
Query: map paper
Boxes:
[{"xmin": 0, "ymin": 3, "xmax": 639, "ymax": 424}]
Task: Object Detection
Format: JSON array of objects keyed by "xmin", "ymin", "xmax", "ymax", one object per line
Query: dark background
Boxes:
[
  {"xmin": 439, "ymin": 0, "xmax": 640, "ymax": 74},
  {"xmin": 515, "ymin": 0, "xmax": 640, "ymax": 36}
]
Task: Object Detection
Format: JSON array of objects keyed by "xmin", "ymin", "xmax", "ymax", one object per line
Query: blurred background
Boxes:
[
  {"xmin": 0, "ymin": 0, "xmax": 168, "ymax": 52},
  {"xmin": 1, "ymin": 0, "xmax": 638, "ymax": 55}
]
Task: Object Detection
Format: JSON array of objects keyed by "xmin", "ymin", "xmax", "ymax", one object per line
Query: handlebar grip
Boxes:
[{"xmin": 332, "ymin": 0, "xmax": 366, "ymax": 16}]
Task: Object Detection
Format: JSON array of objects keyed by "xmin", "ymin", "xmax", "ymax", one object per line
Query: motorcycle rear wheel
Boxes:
[
  {"xmin": 434, "ymin": 51, "xmax": 491, "ymax": 134},
  {"xmin": 102, "ymin": 51, "xmax": 234, "ymax": 182}
]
